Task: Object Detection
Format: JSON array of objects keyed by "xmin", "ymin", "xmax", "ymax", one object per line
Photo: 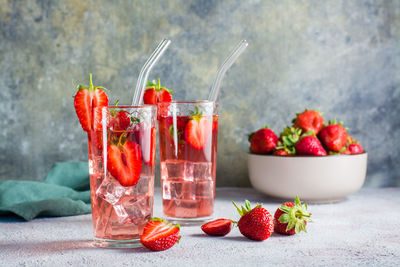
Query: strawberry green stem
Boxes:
[{"xmin": 89, "ymin": 73, "xmax": 94, "ymax": 91}]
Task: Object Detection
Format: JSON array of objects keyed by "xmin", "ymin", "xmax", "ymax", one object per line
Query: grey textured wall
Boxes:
[{"xmin": 0, "ymin": 0, "xmax": 399, "ymax": 187}]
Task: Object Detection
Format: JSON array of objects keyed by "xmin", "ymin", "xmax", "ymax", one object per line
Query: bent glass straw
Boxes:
[
  {"xmin": 208, "ymin": 40, "xmax": 248, "ymax": 102},
  {"xmin": 132, "ymin": 39, "xmax": 171, "ymax": 105}
]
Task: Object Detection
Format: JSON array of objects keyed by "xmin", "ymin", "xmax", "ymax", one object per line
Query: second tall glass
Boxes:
[{"xmin": 158, "ymin": 101, "xmax": 218, "ymax": 223}]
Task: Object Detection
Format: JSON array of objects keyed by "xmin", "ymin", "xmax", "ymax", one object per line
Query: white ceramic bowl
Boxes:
[{"xmin": 248, "ymin": 153, "xmax": 368, "ymax": 203}]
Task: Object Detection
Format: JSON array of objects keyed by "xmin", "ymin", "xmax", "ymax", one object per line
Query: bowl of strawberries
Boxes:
[{"xmin": 247, "ymin": 109, "xmax": 367, "ymax": 203}]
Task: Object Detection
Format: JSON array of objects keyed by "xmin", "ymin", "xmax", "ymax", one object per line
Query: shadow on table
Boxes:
[
  {"xmin": 0, "ymin": 240, "xmax": 96, "ymax": 255},
  {"xmin": 189, "ymin": 233, "xmax": 256, "ymax": 243},
  {"xmin": 0, "ymin": 239, "xmax": 154, "ymax": 255}
]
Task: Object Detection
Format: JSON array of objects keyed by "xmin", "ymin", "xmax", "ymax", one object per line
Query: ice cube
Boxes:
[
  {"xmin": 196, "ymin": 180, "xmax": 214, "ymax": 198},
  {"xmin": 162, "ymin": 179, "xmax": 195, "ymax": 200},
  {"xmin": 124, "ymin": 175, "xmax": 152, "ymax": 197},
  {"xmin": 113, "ymin": 196, "xmax": 152, "ymax": 224},
  {"xmin": 96, "ymin": 174, "xmax": 126, "ymax": 205},
  {"xmin": 161, "ymin": 160, "xmax": 193, "ymax": 181},
  {"xmin": 192, "ymin": 162, "xmax": 212, "ymax": 180}
]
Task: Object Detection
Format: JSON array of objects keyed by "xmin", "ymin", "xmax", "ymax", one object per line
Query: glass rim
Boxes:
[
  {"xmin": 95, "ymin": 104, "xmax": 157, "ymax": 110},
  {"xmin": 158, "ymin": 100, "xmax": 217, "ymax": 104}
]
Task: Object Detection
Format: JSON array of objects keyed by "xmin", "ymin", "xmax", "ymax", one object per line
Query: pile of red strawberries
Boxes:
[{"xmin": 249, "ymin": 109, "xmax": 364, "ymax": 156}]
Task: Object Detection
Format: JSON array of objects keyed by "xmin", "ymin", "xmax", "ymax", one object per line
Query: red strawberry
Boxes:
[
  {"xmin": 165, "ymin": 116, "xmax": 187, "ymax": 144},
  {"xmin": 349, "ymin": 143, "xmax": 364, "ymax": 154},
  {"xmin": 293, "ymin": 109, "xmax": 324, "ymax": 135},
  {"xmin": 143, "ymin": 79, "xmax": 173, "ymax": 105},
  {"xmin": 273, "ymin": 149, "xmax": 291, "ymax": 156},
  {"xmin": 74, "ymin": 74, "xmax": 109, "ymax": 132},
  {"xmin": 274, "ymin": 196, "xmax": 312, "ymax": 235},
  {"xmin": 107, "ymin": 141, "xmax": 142, "ymax": 187},
  {"xmin": 140, "ymin": 218, "xmax": 180, "ymax": 251},
  {"xmin": 233, "ymin": 200, "xmax": 274, "ymax": 241},
  {"xmin": 109, "ymin": 110, "xmax": 131, "ymax": 133},
  {"xmin": 147, "ymin": 127, "xmax": 156, "ymax": 166},
  {"xmin": 212, "ymin": 115, "xmax": 218, "ymax": 132},
  {"xmin": 249, "ymin": 126, "xmax": 279, "ymax": 154},
  {"xmin": 201, "ymin": 219, "xmax": 233, "ymax": 236},
  {"xmin": 275, "ymin": 127, "xmax": 302, "ymax": 155},
  {"xmin": 295, "ymin": 135, "xmax": 327, "ymax": 156},
  {"xmin": 185, "ymin": 106, "xmax": 212, "ymax": 150},
  {"xmin": 319, "ymin": 120, "xmax": 348, "ymax": 152}
]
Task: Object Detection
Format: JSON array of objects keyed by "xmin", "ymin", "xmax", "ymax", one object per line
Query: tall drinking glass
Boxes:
[
  {"xmin": 158, "ymin": 101, "xmax": 218, "ymax": 223},
  {"xmin": 88, "ymin": 105, "xmax": 156, "ymax": 248}
]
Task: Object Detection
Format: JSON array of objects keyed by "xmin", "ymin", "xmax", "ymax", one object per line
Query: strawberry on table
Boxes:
[
  {"xmin": 293, "ymin": 109, "xmax": 325, "ymax": 135},
  {"xmin": 140, "ymin": 218, "xmax": 180, "ymax": 251},
  {"xmin": 233, "ymin": 200, "xmax": 274, "ymax": 241},
  {"xmin": 143, "ymin": 79, "xmax": 173, "ymax": 105},
  {"xmin": 274, "ymin": 196, "xmax": 312, "ymax": 235},
  {"xmin": 295, "ymin": 135, "xmax": 327, "ymax": 156},
  {"xmin": 74, "ymin": 74, "xmax": 109, "ymax": 132},
  {"xmin": 249, "ymin": 126, "xmax": 279, "ymax": 154},
  {"xmin": 318, "ymin": 120, "xmax": 348, "ymax": 152},
  {"xmin": 185, "ymin": 106, "xmax": 212, "ymax": 150},
  {"xmin": 107, "ymin": 140, "xmax": 142, "ymax": 187},
  {"xmin": 201, "ymin": 219, "xmax": 233, "ymax": 236}
]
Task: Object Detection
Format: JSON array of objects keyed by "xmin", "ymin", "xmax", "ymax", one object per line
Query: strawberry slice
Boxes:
[
  {"xmin": 147, "ymin": 127, "xmax": 156, "ymax": 166},
  {"xmin": 74, "ymin": 74, "xmax": 109, "ymax": 132},
  {"xmin": 107, "ymin": 141, "xmax": 142, "ymax": 187},
  {"xmin": 143, "ymin": 79, "xmax": 173, "ymax": 105},
  {"xmin": 109, "ymin": 110, "xmax": 131, "ymax": 133},
  {"xmin": 184, "ymin": 106, "xmax": 212, "ymax": 150},
  {"xmin": 212, "ymin": 115, "xmax": 218, "ymax": 132},
  {"xmin": 140, "ymin": 218, "xmax": 180, "ymax": 251},
  {"xmin": 201, "ymin": 219, "xmax": 233, "ymax": 236}
]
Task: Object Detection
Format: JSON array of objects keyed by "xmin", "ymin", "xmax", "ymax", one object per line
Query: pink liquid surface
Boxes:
[
  {"xmin": 88, "ymin": 127, "xmax": 155, "ymax": 241},
  {"xmin": 158, "ymin": 115, "xmax": 218, "ymax": 218}
]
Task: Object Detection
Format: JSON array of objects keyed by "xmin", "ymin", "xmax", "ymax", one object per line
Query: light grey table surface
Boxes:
[{"xmin": 1, "ymin": 187, "xmax": 399, "ymax": 267}]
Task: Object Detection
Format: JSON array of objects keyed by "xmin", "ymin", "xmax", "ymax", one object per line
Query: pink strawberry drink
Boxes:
[
  {"xmin": 158, "ymin": 101, "xmax": 218, "ymax": 221},
  {"xmin": 88, "ymin": 105, "xmax": 156, "ymax": 248}
]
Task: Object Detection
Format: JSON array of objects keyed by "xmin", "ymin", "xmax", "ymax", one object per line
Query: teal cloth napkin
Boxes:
[{"xmin": 0, "ymin": 161, "xmax": 91, "ymax": 221}]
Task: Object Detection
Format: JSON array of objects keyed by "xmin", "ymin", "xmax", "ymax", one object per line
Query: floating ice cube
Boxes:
[
  {"xmin": 192, "ymin": 162, "xmax": 212, "ymax": 180},
  {"xmin": 96, "ymin": 174, "xmax": 126, "ymax": 205},
  {"xmin": 113, "ymin": 196, "xmax": 152, "ymax": 224},
  {"xmin": 161, "ymin": 160, "xmax": 194, "ymax": 181}
]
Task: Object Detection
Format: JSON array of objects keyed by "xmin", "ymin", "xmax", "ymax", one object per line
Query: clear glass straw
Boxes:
[
  {"xmin": 132, "ymin": 38, "xmax": 171, "ymax": 105},
  {"xmin": 208, "ymin": 39, "xmax": 248, "ymax": 101}
]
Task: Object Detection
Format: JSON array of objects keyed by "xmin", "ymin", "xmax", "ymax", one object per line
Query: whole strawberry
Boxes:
[
  {"xmin": 249, "ymin": 126, "xmax": 278, "ymax": 154},
  {"xmin": 274, "ymin": 196, "xmax": 312, "ymax": 235},
  {"xmin": 293, "ymin": 109, "xmax": 324, "ymax": 135},
  {"xmin": 274, "ymin": 127, "xmax": 302, "ymax": 155},
  {"xmin": 346, "ymin": 136, "xmax": 364, "ymax": 154},
  {"xmin": 143, "ymin": 79, "xmax": 173, "ymax": 105},
  {"xmin": 318, "ymin": 120, "xmax": 348, "ymax": 152},
  {"xmin": 233, "ymin": 200, "xmax": 274, "ymax": 241},
  {"xmin": 348, "ymin": 143, "xmax": 364, "ymax": 154},
  {"xmin": 295, "ymin": 135, "xmax": 327, "ymax": 156}
]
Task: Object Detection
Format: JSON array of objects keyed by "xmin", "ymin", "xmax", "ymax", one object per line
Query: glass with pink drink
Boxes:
[
  {"xmin": 158, "ymin": 101, "xmax": 218, "ymax": 222},
  {"xmin": 88, "ymin": 105, "xmax": 156, "ymax": 247}
]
